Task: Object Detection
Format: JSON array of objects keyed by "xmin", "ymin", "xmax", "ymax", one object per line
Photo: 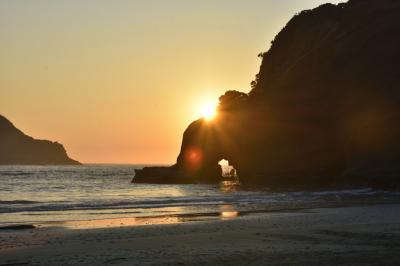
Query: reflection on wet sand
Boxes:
[
  {"xmin": 220, "ymin": 211, "xmax": 239, "ymax": 218},
  {"xmin": 34, "ymin": 202, "xmax": 243, "ymax": 230},
  {"xmin": 45, "ymin": 208, "xmax": 241, "ymax": 230},
  {"xmin": 219, "ymin": 204, "xmax": 239, "ymax": 219},
  {"xmin": 60, "ymin": 216, "xmax": 182, "ymax": 230}
]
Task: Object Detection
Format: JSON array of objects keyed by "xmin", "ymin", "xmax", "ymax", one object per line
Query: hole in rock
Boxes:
[{"xmin": 218, "ymin": 159, "xmax": 238, "ymax": 180}]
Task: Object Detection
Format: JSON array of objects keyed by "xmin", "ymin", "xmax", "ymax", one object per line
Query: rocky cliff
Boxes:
[
  {"xmin": 0, "ymin": 115, "xmax": 80, "ymax": 165},
  {"xmin": 135, "ymin": 0, "xmax": 400, "ymax": 189}
]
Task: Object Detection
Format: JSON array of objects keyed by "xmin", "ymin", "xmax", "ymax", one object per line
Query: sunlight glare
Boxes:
[{"xmin": 199, "ymin": 101, "xmax": 217, "ymax": 120}]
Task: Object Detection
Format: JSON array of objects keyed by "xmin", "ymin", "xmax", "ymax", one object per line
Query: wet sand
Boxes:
[{"xmin": 1, "ymin": 204, "xmax": 400, "ymax": 265}]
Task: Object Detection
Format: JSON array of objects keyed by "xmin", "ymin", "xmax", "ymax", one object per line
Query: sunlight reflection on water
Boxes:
[
  {"xmin": 219, "ymin": 180, "xmax": 240, "ymax": 193},
  {"xmin": 2, "ymin": 165, "xmax": 397, "ymax": 229}
]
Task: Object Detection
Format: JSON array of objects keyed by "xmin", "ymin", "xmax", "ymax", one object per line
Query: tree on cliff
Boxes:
[{"xmin": 218, "ymin": 90, "xmax": 248, "ymax": 111}]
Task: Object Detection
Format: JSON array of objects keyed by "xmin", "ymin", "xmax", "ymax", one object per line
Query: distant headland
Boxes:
[
  {"xmin": 135, "ymin": 0, "xmax": 400, "ymax": 189},
  {"xmin": 0, "ymin": 115, "xmax": 80, "ymax": 165}
]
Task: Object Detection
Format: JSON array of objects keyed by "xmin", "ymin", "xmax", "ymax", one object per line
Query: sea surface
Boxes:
[{"xmin": 0, "ymin": 164, "xmax": 399, "ymax": 227}]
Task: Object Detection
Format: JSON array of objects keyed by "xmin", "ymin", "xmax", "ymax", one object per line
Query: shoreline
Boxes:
[
  {"xmin": 3, "ymin": 198, "xmax": 400, "ymax": 230},
  {"xmin": 0, "ymin": 207, "xmax": 309, "ymax": 231},
  {"xmin": 1, "ymin": 203, "xmax": 400, "ymax": 265}
]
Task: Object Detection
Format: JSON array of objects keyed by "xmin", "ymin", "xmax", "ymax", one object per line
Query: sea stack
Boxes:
[{"xmin": 134, "ymin": 0, "xmax": 400, "ymax": 189}]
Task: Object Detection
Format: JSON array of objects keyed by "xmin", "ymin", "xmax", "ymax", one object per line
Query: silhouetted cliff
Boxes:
[
  {"xmin": 135, "ymin": 0, "xmax": 400, "ymax": 189},
  {"xmin": 0, "ymin": 115, "xmax": 80, "ymax": 165}
]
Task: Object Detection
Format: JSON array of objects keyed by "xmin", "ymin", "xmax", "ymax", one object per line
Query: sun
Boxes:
[{"xmin": 199, "ymin": 101, "xmax": 217, "ymax": 120}]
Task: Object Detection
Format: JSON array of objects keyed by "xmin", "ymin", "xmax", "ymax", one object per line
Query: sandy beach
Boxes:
[{"xmin": 1, "ymin": 204, "xmax": 400, "ymax": 266}]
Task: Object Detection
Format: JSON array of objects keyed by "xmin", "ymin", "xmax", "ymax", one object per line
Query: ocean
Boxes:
[{"xmin": 0, "ymin": 164, "xmax": 399, "ymax": 228}]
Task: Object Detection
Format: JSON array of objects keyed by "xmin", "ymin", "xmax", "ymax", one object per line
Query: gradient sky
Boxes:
[{"xmin": 0, "ymin": 0, "xmax": 344, "ymax": 164}]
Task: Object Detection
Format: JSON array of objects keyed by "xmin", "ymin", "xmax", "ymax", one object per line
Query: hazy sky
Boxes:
[{"xmin": 0, "ymin": 0, "xmax": 344, "ymax": 164}]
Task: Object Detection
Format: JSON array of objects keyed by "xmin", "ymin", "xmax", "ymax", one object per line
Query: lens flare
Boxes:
[{"xmin": 184, "ymin": 147, "xmax": 203, "ymax": 170}]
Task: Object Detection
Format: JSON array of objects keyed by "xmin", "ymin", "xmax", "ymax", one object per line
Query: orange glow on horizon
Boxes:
[{"xmin": 0, "ymin": 0, "xmax": 345, "ymax": 164}]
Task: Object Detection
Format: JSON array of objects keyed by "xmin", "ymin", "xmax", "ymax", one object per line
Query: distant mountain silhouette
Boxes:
[
  {"xmin": 0, "ymin": 115, "xmax": 80, "ymax": 165},
  {"xmin": 135, "ymin": 0, "xmax": 400, "ymax": 189}
]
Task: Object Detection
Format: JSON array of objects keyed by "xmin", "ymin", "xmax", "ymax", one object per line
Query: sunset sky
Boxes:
[{"xmin": 0, "ymin": 0, "xmax": 343, "ymax": 164}]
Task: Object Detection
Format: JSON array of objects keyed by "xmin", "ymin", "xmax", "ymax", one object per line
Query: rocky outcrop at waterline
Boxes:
[
  {"xmin": 0, "ymin": 115, "xmax": 80, "ymax": 165},
  {"xmin": 134, "ymin": 0, "xmax": 400, "ymax": 189}
]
